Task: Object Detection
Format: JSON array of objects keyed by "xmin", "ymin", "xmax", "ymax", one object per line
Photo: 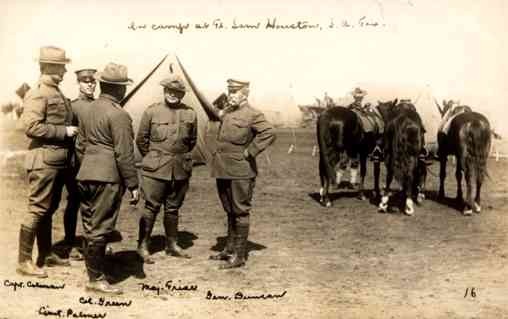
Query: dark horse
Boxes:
[
  {"xmin": 317, "ymin": 106, "xmax": 382, "ymax": 207},
  {"xmin": 376, "ymin": 101, "xmax": 427, "ymax": 215},
  {"xmin": 436, "ymin": 107, "xmax": 491, "ymax": 215}
]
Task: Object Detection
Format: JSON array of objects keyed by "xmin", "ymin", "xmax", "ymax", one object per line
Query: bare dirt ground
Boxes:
[{"xmin": 1, "ymin": 123, "xmax": 507, "ymax": 319}]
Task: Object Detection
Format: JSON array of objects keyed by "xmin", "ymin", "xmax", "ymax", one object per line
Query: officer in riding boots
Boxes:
[
  {"xmin": 209, "ymin": 79, "xmax": 276, "ymax": 269},
  {"xmin": 135, "ymin": 76, "xmax": 197, "ymax": 263},
  {"xmin": 17, "ymin": 46, "xmax": 75, "ymax": 278},
  {"xmin": 60, "ymin": 68, "xmax": 97, "ymax": 262},
  {"xmin": 76, "ymin": 63, "xmax": 139, "ymax": 294}
]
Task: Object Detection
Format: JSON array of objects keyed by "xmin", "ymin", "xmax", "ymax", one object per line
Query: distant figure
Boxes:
[
  {"xmin": 209, "ymin": 78, "xmax": 276, "ymax": 269},
  {"xmin": 14, "ymin": 83, "xmax": 30, "ymax": 117},
  {"xmin": 17, "ymin": 46, "xmax": 75, "ymax": 278},
  {"xmin": 323, "ymin": 92, "xmax": 334, "ymax": 109},
  {"xmin": 76, "ymin": 63, "xmax": 139, "ymax": 294},
  {"xmin": 135, "ymin": 76, "xmax": 197, "ymax": 263}
]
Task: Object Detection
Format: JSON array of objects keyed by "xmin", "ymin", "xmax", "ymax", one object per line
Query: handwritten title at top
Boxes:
[{"xmin": 128, "ymin": 17, "xmax": 386, "ymax": 34}]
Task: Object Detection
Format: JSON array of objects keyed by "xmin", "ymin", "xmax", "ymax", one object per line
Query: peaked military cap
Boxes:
[
  {"xmin": 227, "ymin": 78, "xmax": 250, "ymax": 90},
  {"xmin": 160, "ymin": 76, "xmax": 186, "ymax": 92},
  {"xmin": 75, "ymin": 69, "xmax": 97, "ymax": 82}
]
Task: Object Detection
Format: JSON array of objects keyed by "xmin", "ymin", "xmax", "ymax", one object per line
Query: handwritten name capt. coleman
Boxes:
[
  {"xmin": 4, "ymin": 279, "xmax": 65, "ymax": 291},
  {"xmin": 206, "ymin": 290, "xmax": 287, "ymax": 301}
]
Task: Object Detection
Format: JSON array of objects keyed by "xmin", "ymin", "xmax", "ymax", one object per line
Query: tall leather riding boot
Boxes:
[
  {"xmin": 36, "ymin": 218, "xmax": 70, "ymax": 267},
  {"xmin": 16, "ymin": 225, "xmax": 48, "ymax": 278},
  {"xmin": 85, "ymin": 241, "xmax": 122, "ymax": 295},
  {"xmin": 220, "ymin": 223, "xmax": 249, "ymax": 269},
  {"xmin": 137, "ymin": 215, "xmax": 155, "ymax": 264},
  {"xmin": 163, "ymin": 214, "xmax": 190, "ymax": 258},
  {"xmin": 210, "ymin": 214, "xmax": 235, "ymax": 260}
]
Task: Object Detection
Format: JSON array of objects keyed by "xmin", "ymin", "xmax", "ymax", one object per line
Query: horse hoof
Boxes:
[
  {"xmin": 378, "ymin": 197, "xmax": 388, "ymax": 213},
  {"xmin": 319, "ymin": 187, "xmax": 324, "ymax": 197},
  {"xmin": 473, "ymin": 202, "xmax": 481, "ymax": 214},
  {"xmin": 357, "ymin": 193, "xmax": 366, "ymax": 201},
  {"xmin": 404, "ymin": 199, "xmax": 414, "ymax": 216},
  {"xmin": 463, "ymin": 209, "xmax": 473, "ymax": 216},
  {"xmin": 416, "ymin": 193, "xmax": 425, "ymax": 204},
  {"xmin": 325, "ymin": 201, "xmax": 332, "ymax": 208}
]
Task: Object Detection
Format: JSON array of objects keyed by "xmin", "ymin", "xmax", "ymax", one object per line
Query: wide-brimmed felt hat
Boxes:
[
  {"xmin": 95, "ymin": 63, "xmax": 133, "ymax": 86},
  {"xmin": 227, "ymin": 78, "xmax": 250, "ymax": 91},
  {"xmin": 351, "ymin": 87, "xmax": 367, "ymax": 98},
  {"xmin": 38, "ymin": 46, "xmax": 71, "ymax": 64},
  {"xmin": 75, "ymin": 68, "xmax": 97, "ymax": 82},
  {"xmin": 160, "ymin": 76, "xmax": 186, "ymax": 92}
]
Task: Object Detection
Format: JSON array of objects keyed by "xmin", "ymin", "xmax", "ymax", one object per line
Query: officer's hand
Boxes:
[
  {"xmin": 243, "ymin": 149, "xmax": 251, "ymax": 159},
  {"xmin": 66, "ymin": 126, "xmax": 78, "ymax": 137},
  {"xmin": 129, "ymin": 189, "xmax": 140, "ymax": 206}
]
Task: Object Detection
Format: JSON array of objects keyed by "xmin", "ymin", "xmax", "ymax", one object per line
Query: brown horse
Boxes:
[
  {"xmin": 436, "ymin": 104, "xmax": 491, "ymax": 215},
  {"xmin": 317, "ymin": 106, "xmax": 382, "ymax": 207},
  {"xmin": 376, "ymin": 101, "xmax": 427, "ymax": 215}
]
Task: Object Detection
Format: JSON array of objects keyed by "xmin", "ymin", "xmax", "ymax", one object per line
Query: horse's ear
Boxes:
[{"xmin": 393, "ymin": 98, "xmax": 398, "ymax": 106}]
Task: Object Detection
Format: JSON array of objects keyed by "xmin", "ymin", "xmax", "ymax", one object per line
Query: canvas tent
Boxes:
[{"xmin": 122, "ymin": 54, "xmax": 218, "ymax": 164}]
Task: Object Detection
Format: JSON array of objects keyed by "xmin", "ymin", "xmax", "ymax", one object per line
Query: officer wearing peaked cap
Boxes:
[
  {"xmin": 17, "ymin": 46, "xmax": 76, "ymax": 279},
  {"xmin": 209, "ymin": 78, "xmax": 276, "ymax": 269},
  {"xmin": 135, "ymin": 75, "xmax": 197, "ymax": 263},
  {"xmin": 59, "ymin": 68, "xmax": 98, "ymax": 262},
  {"xmin": 76, "ymin": 62, "xmax": 139, "ymax": 295}
]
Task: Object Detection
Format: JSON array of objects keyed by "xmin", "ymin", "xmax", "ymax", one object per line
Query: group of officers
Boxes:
[{"xmin": 16, "ymin": 46, "xmax": 276, "ymax": 295}]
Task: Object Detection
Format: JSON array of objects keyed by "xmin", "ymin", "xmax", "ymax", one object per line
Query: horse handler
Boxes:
[{"xmin": 209, "ymin": 79, "xmax": 276, "ymax": 269}]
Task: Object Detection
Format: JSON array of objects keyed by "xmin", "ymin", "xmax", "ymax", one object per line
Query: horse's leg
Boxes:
[
  {"xmin": 373, "ymin": 161, "xmax": 381, "ymax": 200},
  {"xmin": 474, "ymin": 172, "xmax": 483, "ymax": 214},
  {"xmin": 379, "ymin": 159, "xmax": 393, "ymax": 213},
  {"xmin": 416, "ymin": 160, "xmax": 427, "ymax": 205},
  {"xmin": 404, "ymin": 173, "xmax": 415, "ymax": 216},
  {"xmin": 462, "ymin": 164, "xmax": 473, "ymax": 215},
  {"xmin": 357, "ymin": 154, "xmax": 367, "ymax": 200},
  {"xmin": 438, "ymin": 155, "xmax": 447, "ymax": 199},
  {"xmin": 455, "ymin": 156, "xmax": 464, "ymax": 203}
]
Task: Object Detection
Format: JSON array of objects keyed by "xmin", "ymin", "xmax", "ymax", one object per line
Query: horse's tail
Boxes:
[
  {"xmin": 394, "ymin": 118, "xmax": 422, "ymax": 182},
  {"xmin": 317, "ymin": 112, "xmax": 341, "ymax": 184},
  {"xmin": 464, "ymin": 118, "xmax": 491, "ymax": 181}
]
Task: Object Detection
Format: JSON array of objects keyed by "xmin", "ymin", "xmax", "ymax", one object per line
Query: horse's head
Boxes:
[{"xmin": 375, "ymin": 98, "xmax": 398, "ymax": 122}]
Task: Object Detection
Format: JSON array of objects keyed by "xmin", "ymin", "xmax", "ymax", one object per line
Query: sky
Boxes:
[{"xmin": 1, "ymin": 0, "xmax": 507, "ymax": 134}]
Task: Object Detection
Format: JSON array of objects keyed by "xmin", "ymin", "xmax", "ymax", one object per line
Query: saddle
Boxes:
[
  {"xmin": 351, "ymin": 108, "xmax": 384, "ymax": 134},
  {"xmin": 439, "ymin": 105, "xmax": 472, "ymax": 135}
]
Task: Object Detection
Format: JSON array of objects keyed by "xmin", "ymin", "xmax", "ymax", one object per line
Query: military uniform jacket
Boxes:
[
  {"xmin": 21, "ymin": 74, "xmax": 74, "ymax": 170},
  {"xmin": 71, "ymin": 94, "xmax": 94, "ymax": 164},
  {"xmin": 210, "ymin": 102, "xmax": 276, "ymax": 179},
  {"xmin": 76, "ymin": 93, "xmax": 138, "ymax": 190},
  {"xmin": 136, "ymin": 102, "xmax": 197, "ymax": 181}
]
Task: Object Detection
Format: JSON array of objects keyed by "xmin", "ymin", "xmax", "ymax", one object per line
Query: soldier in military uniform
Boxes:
[
  {"xmin": 17, "ymin": 46, "xmax": 76, "ymax": 278},
  {"xmin": 76, "ymin": 63, "xmax": 139, "ymax": 294},
  {"xmin": 135, "ymin": 76, "xmax": 197, "ymax": 263},
  {"xmin": 209, "ymin": 79, "xmax": 276, "ymax": 269},
  {"xmin": 61, "ymin": 68, "xmax": 97, "ymax": 261}
]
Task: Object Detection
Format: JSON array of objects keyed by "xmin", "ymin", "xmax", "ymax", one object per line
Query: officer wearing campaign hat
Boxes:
[
  {"xmin": 58, "ymin": 68, "xmax": 97, "ymax": 262},
  {"xmin": 135, "ymin": 75, "xmax": 197, "ymax": 263},
  {"xmin": 17, "ymin": 46, "xmax": 76, "ymax": 279},
  {"xmin": 209, "ymin": 78, "xmax": 276, "ymax": 269},
  {"xmin": 76, "ymin": 62, "xmax": 139, "ymax": 294}
]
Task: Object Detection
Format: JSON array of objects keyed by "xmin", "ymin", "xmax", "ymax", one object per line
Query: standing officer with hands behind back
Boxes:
[
  {"xmin": 135, "ymin": 76, "xmax": 197, "ymax": 263},
  {"xmin": 210, "ymin": 79, "xmax": 276, "ymax": 269}
]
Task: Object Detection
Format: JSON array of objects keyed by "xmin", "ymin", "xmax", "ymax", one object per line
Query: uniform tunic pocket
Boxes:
[{"xmin": 223, "ymin": 117, "xmax": 250, "ymax": 145}]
